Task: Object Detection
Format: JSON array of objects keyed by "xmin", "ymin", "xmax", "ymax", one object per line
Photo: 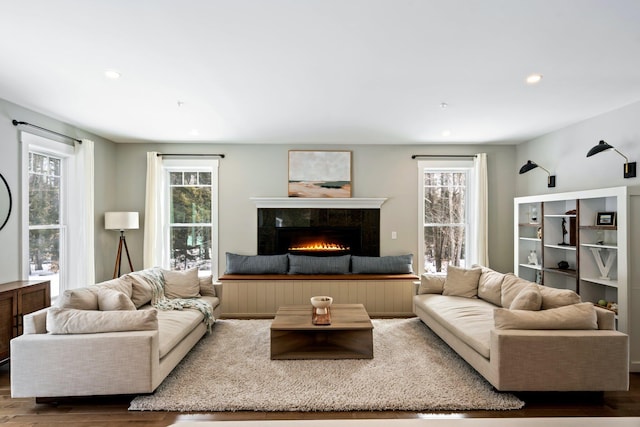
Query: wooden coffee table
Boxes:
[{"xmin": 270, "ymin": 303, "xmax": 373, "ymax": 360}]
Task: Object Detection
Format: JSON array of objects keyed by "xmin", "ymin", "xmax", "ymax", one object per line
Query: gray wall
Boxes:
[
  {"xmin": 0, "ymin": 98, "xmax": 118, "ymax": 284},
  {"xmin": 114, "ymin": 143, "xmax": 516, "ymax": 280},
  {"xmin": 516, "ymin": 100, "xmax": 640, "ymax": 195}
]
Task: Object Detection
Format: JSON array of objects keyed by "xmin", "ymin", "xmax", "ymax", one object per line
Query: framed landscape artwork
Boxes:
[{"xmin": 288, "ymin": 150, "xmax": 352, "ymax": 198}]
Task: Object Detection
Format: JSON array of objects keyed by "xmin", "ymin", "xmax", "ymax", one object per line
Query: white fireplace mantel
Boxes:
[{"xmin": 250, "ymin": 197, "xmax": 387, "ymax": 209}]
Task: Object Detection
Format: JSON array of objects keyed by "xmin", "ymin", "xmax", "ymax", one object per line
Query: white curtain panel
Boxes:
[
  {"xmin": 472, "ymin": 153, "xmax": 489, "ymax": 266},
  {"xmin": 67, "ymin": 139, "xmax": 95, "ymax": 287},
  {"xmin": 143, "ymin": 152, "xmax": 163, "ymax": 268}
]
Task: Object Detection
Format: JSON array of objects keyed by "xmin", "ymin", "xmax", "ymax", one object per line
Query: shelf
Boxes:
[
  {"xmin": 544, "ymin": 214, "xmax": 577, "ymax": 218},
  {"xmin": 543, "ymin": 267, "xmax": 577, "ymax": 278},
  {"xmin": 519, "ymin": 237, "xmax": 541, "ymax": 242},
  {"xmin": 581, "ymin": 243, "xmax": 617, "ymax": 250},
  {"xmin": 519, "ymin": 263, "xmax": 542, "ymax": 271},
  {"xmin": 581, "ymin": 277, "xmax": 619, "ymax": 288},
  {"xmin": 544, "ymin": 244, "xmax": 577, "ymax": 251},
  {"xmin": 519, "ymin": 223, "xmax": 541, "ymax": 227},
  {"xmin": 580, "ymin": 225, "xmax": 617, "ymax": 231}
]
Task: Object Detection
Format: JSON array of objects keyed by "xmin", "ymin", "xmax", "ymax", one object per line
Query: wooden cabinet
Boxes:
[
  {"xmin": 0, "ymin": 280, "xmax": 50, "ymax": 363},
  {"xmin": 514, "ymin": 186, "xmax": 640, "ymax": 371}
]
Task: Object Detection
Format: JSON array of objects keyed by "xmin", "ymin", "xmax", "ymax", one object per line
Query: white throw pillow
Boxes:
[
  {"xmin": 97, "ymin": 288, "xmax": 136, "ymax": 311},
  {"xmin": 442, "ymin": 266, "xmax": 481, "ymax": 298},
  {"xmin": 46, "ymin": 307, "xmax": 158, "ymax": 334},
  {"xmin": 56, "ymin": 288, "xmax": 99, "ymax": 310},
  {"xmin": 418, "ymin": 274, "xmax": 445, "ymax": 294},
  {"xmin": 494, "ymin": 302, "xmax": 597, "ymax": 330},
  {"xmin": 509, "ymin": 283, "xmax": 542, "ymax": 311},
  {"xmin": 199, "ymin": 275, "xmax": 217, "ymax": 297},
  {"xmin": 162, "ymin": 267, "xmax": 201, "ymax": 299}
]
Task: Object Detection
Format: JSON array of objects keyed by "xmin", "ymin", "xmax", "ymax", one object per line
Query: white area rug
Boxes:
[
  {"xmin": 169, "ymin": 419, "xmax": 640, "ymax": 427},
  {"xmin": 129, "ymin": 318, "xmax": 524, "ymax": 412}
]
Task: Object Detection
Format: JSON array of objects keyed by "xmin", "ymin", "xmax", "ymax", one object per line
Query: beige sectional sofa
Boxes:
[
  {"xmin": 10, "ymin": 267, "xmax": 221, "ymax": 399},
  {"xmin": 413, "ymin": 265, "xmax": 629, "ymax": 392}
]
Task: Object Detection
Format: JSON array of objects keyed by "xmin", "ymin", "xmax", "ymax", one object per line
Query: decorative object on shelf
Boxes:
[
  {"xmin": 105, "ymin": 211, "xmax": 139, "ymax": 278},
  {"xmin": 527, "ymin": 250, "xmax": 539, "ymax": 266},
  {"xmin": 557, "ymin": 260, "xmax": 570, "ymax": 270},
  {"xmin": 596, "ymin": 299, "xmax": 618, "ymax": 314},
  {"xmin": 535, "ymin": 270, "xmax": 542, "ymax": 284},
  {"xmin": 536, "ymin": 226, "xmax": 542, "ymax": 239},
  {"xmin": 565, "ymin": 210, "xmax": 577, "ymax": 246},
  {"xmin": 0, "ymin": 172, "xmax": 11, "ymax": 231},
  {"xmin": 596, "ymin": 211, "xmax": 616, "ymax": 226},
  {"xmin": 589, "ymin": 247, "xmax": 617, "ymax": 280},
  {"xmin": 558, "ymin": 218, "xmax": 569, "ymax": 246},
  {"xmin": 586, "ymin": 140, "xmax": 637, "ymax": 178},
  {"xmin": 518, "ymin": 160, "xmax": 556, "ymax": 187},
  {"xmin": 529, "ymin": 206, "xmax": 538, "ymax": 223},
  {"xmin": 288, "ymin": 150, "xmax": 352, "ymax": 198},
  {"xmin": 311, "ymin": 296, "xmax": 333, "ymax": 325}
]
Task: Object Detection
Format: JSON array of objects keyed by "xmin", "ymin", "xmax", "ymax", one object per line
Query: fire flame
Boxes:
[{"xmin": 289, "ymin": 242, "xmax": 349, "ymax": 252}]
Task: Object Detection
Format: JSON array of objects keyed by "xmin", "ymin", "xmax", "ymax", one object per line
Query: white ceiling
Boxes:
[{"xmin": 1, "ymin": 0, "xmax": 640, "ymax": 145}]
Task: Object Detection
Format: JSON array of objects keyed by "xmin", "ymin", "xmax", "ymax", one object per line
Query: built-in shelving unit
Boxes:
[{"xmin": 514, "ymin": 186, "xmax": 640, "ymax": 372}]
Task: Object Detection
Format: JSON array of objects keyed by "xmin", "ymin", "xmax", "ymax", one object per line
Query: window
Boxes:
[
  {"xmin": 162, "ymin": 159, "xmax": 218, "ymax": 276},
  {"xmin": 418, "ymin": 160, "xmax": 473, "ymax": 274},
  {"xmin": 22, "ymin": 135, "xmax": 74, "ymax": 298}
]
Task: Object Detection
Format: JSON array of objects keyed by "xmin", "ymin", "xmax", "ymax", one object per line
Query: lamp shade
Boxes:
[
  {"xmin": 519, "ymin": 160, "xmax": 538, "ymax": 174},
  {"xmin": 105, "ymin": 211, "xmax": 139, "ymax": 230},
  {"xmin": 586, "ymin": 140, "xmax": 614, "ymax": 157}
]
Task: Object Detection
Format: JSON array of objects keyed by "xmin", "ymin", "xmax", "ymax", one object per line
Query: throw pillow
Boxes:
[
  {"xmin": 442, "ymin": 265, "xmax": 482, "ymax": 298},
  {"xmin": 350, "ymin": 255, "xmax": 414, "ymax": 274},
  {"xmin": 97, "ymin": 288, "xmax": 137, "ymax": 311},
  {"xmin": 122, "ymin": 270, "xmax": 156, "ymax": 308},
  {"xmin": 162, "ymin": 267, "xmax": 201, "ymax": 299},
  {"xmin": 46, "ymin": 307, "xmax": 158, "ymax": 334},
  {"xmin": 288, "ymin": 254, "xmax": 351, "ymax": 274},
  {"xmin": 56, "ymin": 288, "xmax": 99, "ymax": 310},
  {"xmin": 509, "ymin": 283, "xmax": 542, "ymax": 311},
  {"xmin": 494, "ymin": 302, "xmax": 597, "ymax": 330},
  {"xmin": 92, "ymin": 277, "xmax": 133, "ymax": 298},
  {"xmin": 500, "ymin": 274, "xmax": 531, "ymax": 308},
  {"xmin": 418, "ymin": 274, "xmax": 446, "ymax": 294},
  {"xmin": 225, "ymin": 253, "xmax": 289, "ymax": 274},
  {"xmin": 475, "ymin": 266, "xmax": 506, "ymax": 306},
  {"xmin": 536, "ymin": 284, "xmax": 582, "ymax": 309},
  {"xmin": 199, "ymin": 275, "xmax": 217, "ymax": 297}
]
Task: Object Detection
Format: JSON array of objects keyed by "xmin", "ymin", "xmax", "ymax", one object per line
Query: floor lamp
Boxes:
[{"xmin": 105, "ymin": 211, "xmax": 139, "ymax": 279}]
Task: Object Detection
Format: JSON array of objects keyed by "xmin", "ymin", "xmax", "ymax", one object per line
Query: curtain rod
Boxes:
[
  {"xmin": 12, "ymin": 120, "xmax": 82, "ymax": 144},
  {"xmin": 411, "ymin": 154, "xmax": 477, "ymax": 159},
  {"xmin": 157, "ymin": 153, "xmax": 225, "ymax": 158}
]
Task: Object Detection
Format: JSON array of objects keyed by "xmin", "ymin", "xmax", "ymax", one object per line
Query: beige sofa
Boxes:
[
  {"xmin": 10, "ymin": 268, "xmax": 221, "ymax": 399},
  {"xmin": 413, "ymin": 265, "xmax": 629, "ymax": 392}
]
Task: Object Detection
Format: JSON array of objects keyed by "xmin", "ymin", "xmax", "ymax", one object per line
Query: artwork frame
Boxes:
[
  {"xmin": 596, "ymin": 211, "xmax": 616, "ymax": 226},
  {"xmin": 288, "ymin": 150, "xmax": 352, "ymax": 198}
]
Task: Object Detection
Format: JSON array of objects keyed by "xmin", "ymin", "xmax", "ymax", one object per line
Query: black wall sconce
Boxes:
[
  {"xmin": 586, "ymin": 140, "xmax": 636, "ymax": 178},
  {"xmin": 519, "ymin": 160, "xmax": 556, "ymax": 187}
]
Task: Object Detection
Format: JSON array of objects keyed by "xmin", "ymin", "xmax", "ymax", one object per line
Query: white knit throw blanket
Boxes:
[{"xmin": 130, "ymin": 268, "xmax": 215, "ymax": 332}]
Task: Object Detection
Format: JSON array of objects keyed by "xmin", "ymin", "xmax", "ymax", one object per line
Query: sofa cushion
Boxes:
[
  {"xmin": 163, "ymin": 267, "xmax": 201, "ymax": 299},
  {"xmin": 199, "ymin": 275, "xmax": 217, "ymax": 297},
  {"xmin": 418, "ymin": 273, "xmax": 446, "ymax": 294},
  {"xmin": 97, "ymin": 288, "xmax": 137, "ymax": 311},
  {"xmin": 351, "ymin": 254, "xmax": 414, "ymax": 274},
  {"xmin": 476, "ymin": 267, "xmax": 506, "ymax": 307},
  {"xmin": 288, "ymin": 254, "xmax": 351, "ymax": 274},
  {"xmin": 509, "ymin": 283, "xmax": 542, "ymax": 311},
  {"xmin": 500, "ymin": 274, "xmax": 531, "ymax": 308},
  {"xmin": 413, "ymin": 294, "xmax": 494, "ymax": 358},
  {"xmin": 225, "ymin": 253, "xmax": 289, "ymax": 274},
  {"xmin": 56, "ymin": 288, "xmax": 99, "ymax": 310},
  {"xmin": 92, "ymin": 277, "xmax": 134, "ymax": 299},
  {"xmin": 442, "ymin": 266, "xmax": 481, "ymax": 298},
  {"xmin": 123, "ymin": 271, "xmax": 156, "ymax": 308},
  {"xmin": 46, "ymin": 307, "xmax": 158, "ymax": 334},
  {"xmin": 153, "ymin": 307, "xmax": 206, "ymax": 358},
  {"xmin": 536, "ymin": 284, "xmax": 581, "ymax": 309},
  {"xmin": 494, "ymin": 302, "xmax": 597, "ymax": 330}
]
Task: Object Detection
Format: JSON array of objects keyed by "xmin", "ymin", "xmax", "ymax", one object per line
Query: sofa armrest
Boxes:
[
  {"xmin": 490, "ymin": 328, "xmax": 629, "ymax": 391},
  {"xmin": 213, "ymin": 282, "xmax": 223, "ymax": 299},
  {"xmin": 23, "ymin": 307, "xmax": 49, "ymax": 334},
  {"xmin": 594, "ymin": 305, "xmax": 616, "ymax": 330},
  {"xmin": 11, "ymin": 330, "xmax": 160, "ymax": 398}
]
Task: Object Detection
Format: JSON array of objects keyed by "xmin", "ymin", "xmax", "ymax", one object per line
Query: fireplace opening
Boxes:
[{"xmin": 276, "ymin": 227, "xmax": 360, "ymax": 256}]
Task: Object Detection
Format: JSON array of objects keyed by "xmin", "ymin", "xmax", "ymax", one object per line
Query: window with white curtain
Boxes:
[
  {"xmin": 162, "ymin": 159, "xmax": 218, "ymax": 277},
  {"xmin": 21, "ymin": 134, "xmax": 74, "ymax": 298},
  {"xmin": 418, "ymin": 159, "xmax": 475, "ymax": 274}
]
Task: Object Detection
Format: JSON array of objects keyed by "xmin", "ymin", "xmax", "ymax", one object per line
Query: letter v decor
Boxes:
[{"xmin": 589, "ymin": 247, "xmax": 617, "ymax": 280}]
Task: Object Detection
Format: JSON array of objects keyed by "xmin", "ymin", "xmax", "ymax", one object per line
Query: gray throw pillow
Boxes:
[
  {"xmin": 351, "ymin": 255, "xmax": 414, "ymax": 274},
  {"xmin": 288, "ymin": 255, "xmax": 351, "ymax": 274},
  {"xmin": 225, "ymin": 253, "xmax": 289, "ymax": 274}
]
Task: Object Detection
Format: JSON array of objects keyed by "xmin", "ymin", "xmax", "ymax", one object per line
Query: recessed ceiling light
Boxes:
[
  {"xmin": 526, "ymin": 73, "xmax": 543, "ymax": 84},
  {"xmin": 440, "ymin": 102, "xmax": 448, "ymax": 109},
  {"xmin": 442, "ymin": 130, "xmax": 452, "ymax": 137},
  {"xmin": 104, "ymin": 69, "xmax": 121, "ymax": 79}
]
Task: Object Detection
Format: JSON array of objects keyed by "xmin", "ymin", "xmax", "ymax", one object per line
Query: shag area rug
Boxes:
[{"xmin": 129, "ymin": 318, "xmax": 524, "ymax": 412}]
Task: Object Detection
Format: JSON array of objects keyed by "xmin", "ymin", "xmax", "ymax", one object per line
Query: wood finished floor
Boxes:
[{"xmin": 1, "ymin": 362, "xmax": 639, "ymax": 426}]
